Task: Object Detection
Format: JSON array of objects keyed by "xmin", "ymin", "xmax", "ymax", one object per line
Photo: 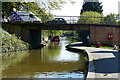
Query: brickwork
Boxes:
[
  {"xmin": 89, "ymin": 26, "xmax": 120, "ymax": 46},
  {"xmin": 2, "ymin": 22, "xmax": 120, "ymax": 47}
]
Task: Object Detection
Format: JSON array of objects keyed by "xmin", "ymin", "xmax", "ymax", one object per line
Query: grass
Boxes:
[
  {"xmin": 99, "ymin": 46, "xmax": 114, "ymax": 49},
  {"xmin": 91, "ymin": 45, "xmax": 114, "ymax": 49}
]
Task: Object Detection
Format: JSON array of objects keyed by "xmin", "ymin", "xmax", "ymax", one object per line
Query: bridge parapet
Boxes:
[{"xmin": 3, "ymin": 14, "xmax": 120, "ymax": 25}]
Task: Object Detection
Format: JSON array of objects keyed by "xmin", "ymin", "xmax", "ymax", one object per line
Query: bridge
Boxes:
[{"xmin": 2, "ymin": 21, "xmax": 120, "ymax": 48}]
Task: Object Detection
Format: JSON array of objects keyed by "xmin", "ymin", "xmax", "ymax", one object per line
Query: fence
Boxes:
[{"xmin": 2, "ymin": 14, "xmax": 120, "ymax": 25}]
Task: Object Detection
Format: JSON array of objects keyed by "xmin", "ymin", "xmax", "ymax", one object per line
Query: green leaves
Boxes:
[
  {"xmin": 42, "ymin": 30, "xmax": 63, "ymax": 37},
  {"xmin": 2, "ymin": 2, "xmax": 25, "ymax": 16},
  {"xmin": 78, "ymin": 11, "xmax": 104, "ymax": 24},
  {"xmin": 2, "ymin": 0, "xmax": 74, "ymax": 16},
  {"xmin": 103, "ymin": 13, "xmax": 117, "ymax": 25},
  {"xmin": 0, "ymin": 28, "xmax": 29, "ymax": 53},
  {"xmin": 81, "ymin": 2, "xmax": 103, "ymax": 14}
]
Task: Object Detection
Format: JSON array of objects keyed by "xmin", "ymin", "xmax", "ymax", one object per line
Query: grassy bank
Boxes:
[
  {"xmin": 0, "ymin": 28, "xmax": 29, "ymax": 53},
  {"xmin": 91, "ymin": 45, "xmax": 114, "ymax": 49}
]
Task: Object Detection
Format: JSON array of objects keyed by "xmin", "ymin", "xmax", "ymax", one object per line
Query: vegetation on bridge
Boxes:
[
  {"xmin": 0, "ymin": 28, "xmax": 29, "ymax": 53},
  {"xmin": 104, "ymin": 13, "xmax": 117, "ymax": 25},
  {"xmin": 78, "ymin": 11, "xmax": 104, "ymax": 24}
]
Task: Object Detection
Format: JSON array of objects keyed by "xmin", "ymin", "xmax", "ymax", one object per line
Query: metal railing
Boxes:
[
  {"xmin": 2, "ymin": 14, "xmax": 120, "ymax": 25},
  {"xmin": 53, "ymin": 15, "xmax": 79, "ymax": 24}
]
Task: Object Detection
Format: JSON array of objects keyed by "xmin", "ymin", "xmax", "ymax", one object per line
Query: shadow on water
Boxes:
[{"xmin": 2, "ymin": 37, "xmax": 87, "ymax": 80}]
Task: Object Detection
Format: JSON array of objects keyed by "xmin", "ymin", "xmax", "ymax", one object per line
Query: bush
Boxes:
[
  {"xmin": 117, "ymin": 21, "xmax": 120, "ymax": 25},
  {"xmin": 0, "ymin": 28, "xmax": 29, "ymax": 53},
  {"xmin": 78, "ymin": 11, "xmax": 104, "ymax": 24},
  {"xmin": 103, "ymin": 13, "xmax": 117, "ymax": 25}
]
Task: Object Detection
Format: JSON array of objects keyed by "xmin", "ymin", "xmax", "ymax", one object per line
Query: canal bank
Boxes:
[
  {"xmin": 2, "ymin": 37, "xmax": 87, "ymax": 80},
  {"xmin": 0, "ymin": 28, "xmax": 29, "ymax": 53},
  {"xmin": 66, "ymin": 46, "xmax": 119, "ymax": 80}
]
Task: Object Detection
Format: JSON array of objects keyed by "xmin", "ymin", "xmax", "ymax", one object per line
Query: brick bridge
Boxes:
[{"xmin": 2, "ymin": 22, "xmax": 120, "ymax": 48}]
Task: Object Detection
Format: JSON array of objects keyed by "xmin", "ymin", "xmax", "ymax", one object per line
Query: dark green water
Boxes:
[{"xmin": 2, "ymin": 37, "xmax": 87, "ymax": 79}]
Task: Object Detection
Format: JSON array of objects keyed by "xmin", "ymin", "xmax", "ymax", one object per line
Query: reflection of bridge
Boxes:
[{"xmin": 2, "ymin": 22, "xmax": 120, "ymax": 48}]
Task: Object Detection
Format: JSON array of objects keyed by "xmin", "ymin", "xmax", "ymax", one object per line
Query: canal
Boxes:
[{"xmin": 2, "ymin": 37, "xmax": 87, "ymax": 79}]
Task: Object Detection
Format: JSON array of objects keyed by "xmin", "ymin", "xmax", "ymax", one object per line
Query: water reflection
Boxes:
[
  {"xmin": 2, "ymin": 51, "xmax": 29, "ymax": 70},
  {"xmin": 2, "ymin": 37, "xmax": 86, "ymax": 79},
  {"xmin": 34, "ymin": 72, "xmax": 84, "ymax": 78}
]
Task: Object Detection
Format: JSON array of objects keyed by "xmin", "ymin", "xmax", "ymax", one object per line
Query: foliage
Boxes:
[
  {"xmin": 2, "ymin": 0, "xmax": 74, "ymax": 15},
  {"xmin": 2, "ymin": 1, "xmax": 74, "ymax": 22},
  {"xmin": 39, "ymin": 14, "xmax": 54, "ymax": 23},
  {"xmin": 91, "ymin": 45, "xmax": 114, "ymax": 49},
  {"xmin": 118, "ymin": 21, "xmax": 120, "ymax": 25},
  {"xmin": 63, "ymin": 31, "xmax": 79, "ymax": 40},
  {"xmin": 78, "ymin": 11, "xmax": 104, "ymax": 24},
  {"xmin": 42, "ymin": 30, "xmax": 63, "ymax": 37},
  {"xmin": 0, "ymin": 28, "xmax": 29, "ymax": 53},
  {"xmin": 80, "ymin": 2, "xmax": 103, "ymax": 14},
  {"xmin": 22, "ymin": 2, "xmax": 54, "ymax": 22},
  {"xmin": 103, "ymin": 13, "xmax": 117, "ymax": 25},
  {"xmin": 2, "ymin": 2, "xmax": 25, "ymax": 16}
]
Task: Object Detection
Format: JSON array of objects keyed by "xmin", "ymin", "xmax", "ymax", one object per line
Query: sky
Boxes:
[
  {"xmin": 51, "ymin": 0, "xmax": 120, "ymax": 16},
  {"xmin": 2, "ymin": 0, "xmax": 119, "ymax": 16}
]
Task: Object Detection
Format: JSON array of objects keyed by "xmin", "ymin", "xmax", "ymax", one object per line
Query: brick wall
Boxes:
[{"xmin": 89, "ymin": 26, "xmax": 120, "ymax": 46}]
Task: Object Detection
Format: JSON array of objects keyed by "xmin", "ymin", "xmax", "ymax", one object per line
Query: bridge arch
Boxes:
[{"xmin": 2, "ymin": 22, "xmax": 120, "ymax": 48}]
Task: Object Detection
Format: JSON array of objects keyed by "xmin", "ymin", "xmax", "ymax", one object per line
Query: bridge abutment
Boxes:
[{"xmin": 29, "ymin": 29, "xmax": 42, "ymax": 49}]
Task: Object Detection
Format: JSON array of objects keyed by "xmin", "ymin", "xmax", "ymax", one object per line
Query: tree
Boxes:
[
  {"xmin": 2, "ymin": 2, "xmax": 49, "ymax": 16},
  {"xmin": 2, "ymin": 2, "xmax": 25, "ymax": 16},
  {"xmin": 104, "ymin": 13, "xmax": 117, "ymax": 25},
  {"xmin": 1, "ymin": 2, "xmax": 57, "ymax": 22},
  {"xmin": 78, "ymin": 11, "xmax": 104, "ymax": 24},
  {"xmin": 80, "ymin": 1, "xmax": 103, "ymax": 14},
  {"xmin": 2, "ymin": 1, "xmax": 74, "ymax": 22},
  {"xmin": 42, "ymin": 30, "xmax": 63, "ymax": 37},
  {"xmin": 2, "ymin": 0, "xmax": 75, "ymax": 16}
]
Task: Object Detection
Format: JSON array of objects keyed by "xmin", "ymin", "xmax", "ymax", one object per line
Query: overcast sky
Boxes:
[{"xmin": 51, "ymin": 0, "xmax": 120, "ymax": 16}]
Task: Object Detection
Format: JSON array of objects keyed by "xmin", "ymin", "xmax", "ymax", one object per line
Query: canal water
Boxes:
[{"xmin": 2, "ymin": 37, "xmax": 87, "ymax": 79}]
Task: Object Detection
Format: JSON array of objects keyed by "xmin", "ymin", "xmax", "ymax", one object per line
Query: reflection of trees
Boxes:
[
  {"xmin": 2, "ymin": 38, "xmax": 87, "ymax": 78},
  {"xmin": 78, "ymin": 52, "xmax": 87, "ymax": 72},
  {"xmin": 42, "ymin": 42, "xmax": 61, "ymax": 61},
  {"xmin": 2, "ymin": 51, "xmax": 29, "ymax": 70},
  {"xmin": 48, "ymin": 42, "xmax": 60, "ymax": 49}
]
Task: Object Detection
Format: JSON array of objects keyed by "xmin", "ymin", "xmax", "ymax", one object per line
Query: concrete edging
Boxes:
[
  {"xmin": 85, "ymin": 49, "xmax": 95, "ymax": 80},
  {"xmin": 67, "ymin": 46, "xmax": 95, "ymax": 80}
]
